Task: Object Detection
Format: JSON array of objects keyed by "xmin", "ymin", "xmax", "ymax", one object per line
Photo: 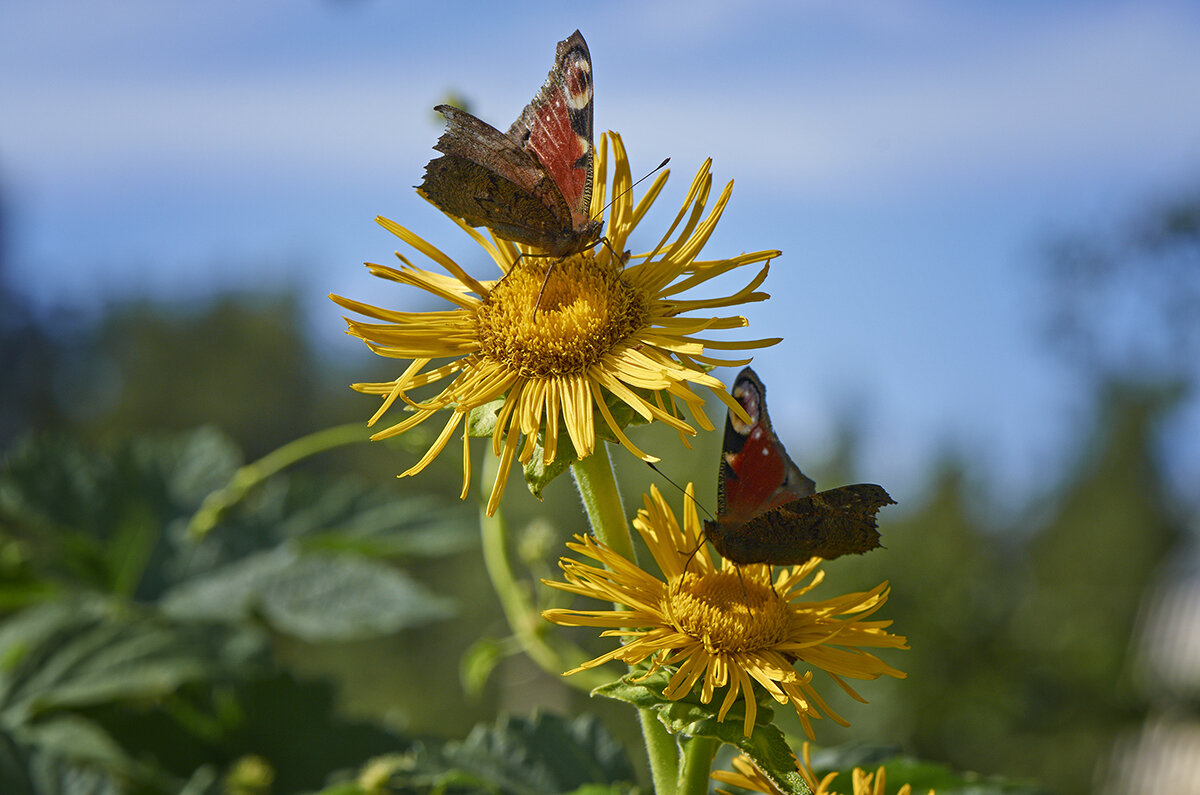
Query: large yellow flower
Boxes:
[
  {"xmin": 713, "ymin": 744, "xmax": 933, "ymax": 795},
  {"xmin": 542, "ymin": 484, "xmax": 908, "ymax": 737},
  {"xmin": 331, "ymin": 133, "xmax": 778, "ymax": 514}
]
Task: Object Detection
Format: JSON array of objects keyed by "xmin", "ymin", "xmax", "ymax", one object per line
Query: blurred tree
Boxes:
[
  {"xmin": 74, "ymin": 294, "xmax": 348, "ymax": 459},
  {"xmin": 1042, "ymin": 188, "xmax": 1200, "ymax": 387},
  {"xmin": 824, "ymin": 185, "xmax": 1200, "ymax": 795},
  {"xmin": 1010, "ymin": 381, "xmax": 1183, "ymax": 795},
  {"xmin": 0, "ymin": 178, "xmax": 68, "ymax": 446},
  {"xmin": 1039, "ymin": 188, "xmax": 1200, "ymax": 795}
]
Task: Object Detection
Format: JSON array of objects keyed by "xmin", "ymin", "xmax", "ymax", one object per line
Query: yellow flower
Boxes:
[
  {"xmin": 713, "ymin": 745, "xmax": 933, "ymax": 795},
  {"xmin": 542, "ymin": 484, "xmax": 908, "ymax": 737},
  {"xmin": 331, "ymin": 133, "xmax": 778, "ymax": 515}
]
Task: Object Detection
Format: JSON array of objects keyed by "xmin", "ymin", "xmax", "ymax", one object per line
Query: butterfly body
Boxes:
[
  {"xmin": 703, "ymin": 368, "xmax": 895, "ymax": 566},
  {"xmin": 419, "ymin": 31, "xmax": 601, "ymax": 258}
]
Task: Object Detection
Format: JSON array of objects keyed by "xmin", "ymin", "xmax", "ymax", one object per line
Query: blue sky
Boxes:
[{"xmin": 4, "ymin": 0, "xmax": 1199, "ymax": 506}]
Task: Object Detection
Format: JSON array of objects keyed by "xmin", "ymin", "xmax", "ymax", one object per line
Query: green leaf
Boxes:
[
  {"xmin": 0, "ymin": 430, "xmax": 243, "ymax": 599},
  {"xmin": 297, "ymin": 495, "xmax": 477, "ymax": 559},
  {"xmin": 808, "ymin": 746, "xmax": 1051, "ymax": 795},
  {"xmin": 161, "ymin": 547, "xmax": 455, "ymax": 642},
  {"xmin": 0, "ymin": 598, "xmax": 266, "ymax": 724},
  {"xmin": 105, "ymin": 503, "xmax": 159, "ymax": 598},
  {"xmin": 0, "ymin": 724, "xmax": 123, "ymax": 795},
  {"xmin": 359, "ymin": 713, "xmax": 642, "ymax": 794},
  {"xmin": 2, "ymin": 431, "xmax": 476, "ymax": 605},
  {"xmin": 594, "ymin": 671, "xmax": 810, "ymax": 794},
  {"xmin": 592, "ymin": 389, "xmax": 643, "ymax": 446},
  {"xmin": 562, "ymin": 785, "xmax": 644, "ymax": 795},
  {"xmin": 0, "ymin": 597, "xmax": 267, "ymax": 791},
  {"xmin": 308, "ymin": 784, "xmax": 365, "ymax": 795},
  {"xmin": 523, "ymin": 426, "xmax": 578, "ymax": 501},
  {"xmin": 177, "ymin": 765, "xmax": 221, "ymax": 795},
  {"xmin": 466, "ymin": 400, "xmax": 506, "ymax": 438},
  {"xmin": 15, "ymin": 715, "xmax": 133, "ymax": 775}
]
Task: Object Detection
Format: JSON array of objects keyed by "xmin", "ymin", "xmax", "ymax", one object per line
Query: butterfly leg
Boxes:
[
  {"xmin": 680, "ymin": 537, "xmax": 706, "ymax": 574},
  {"xmin": 531, "ymin": 257, "xmax": 560, "ymax": 321},
  {"xmin": 734, "ymin": 564, "xmax": 748, "ymax": 599}
]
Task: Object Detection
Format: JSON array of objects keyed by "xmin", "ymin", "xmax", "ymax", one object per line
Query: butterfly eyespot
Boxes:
[
  {"xmin": 705, "ymin": 367, "xmax": 894, "ymax": 566},
  {"xmin": 418, "ymin": 31, "xmax": 598, "ymax": 258},
  {"xmin": 573, "ymin": 136, "xmax": 590, "ymax": 161},
  {"xmin": 566, "ymin": 85, "xmax": 591, "ymax": 111}
]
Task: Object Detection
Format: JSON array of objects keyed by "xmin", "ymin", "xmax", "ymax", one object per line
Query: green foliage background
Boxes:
[{"xmin": 1, "ymin": 188, "xmax": 1197, "ymax": 794}]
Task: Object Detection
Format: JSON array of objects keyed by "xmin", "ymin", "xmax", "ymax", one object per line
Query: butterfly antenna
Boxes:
[
  {"xmin": 645, "ymin": 462, "xmax": 720, "ymax": 577},
  {"xmin": 531, "ymin": 160, "xmax": 668, "ymax": 322},
  {"xmin": 680, "ymin": 538, "xmax": 705, "ymax": 575},
  {"xmin": 645, "ymin": 462, "xmax": 715, "ymax": 522},
  {"xmin": 531, "ymin": 261, "xmax": 556, "ymax": 321},
  {"xmin": 592, "ymin": 157, "xmax": 670, "ymax": 223}
]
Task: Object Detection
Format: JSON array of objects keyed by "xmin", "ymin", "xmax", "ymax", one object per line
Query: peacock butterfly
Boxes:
[
  {"xmin": 703, "ymin": 368, "xmax": 895, "ymax": 566},
  {"xmin": 418, "ymin": 30, "xmax": 602, "ymax": 258}
]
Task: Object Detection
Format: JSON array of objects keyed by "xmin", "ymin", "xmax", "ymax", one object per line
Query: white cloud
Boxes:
[
  {"xmin": 3, "ymin": 3, "xmax": 1199, "ymax": 202},
  {"xmin": 609, "ymin": 3, "xmax": 1200, "ymax": 198}
]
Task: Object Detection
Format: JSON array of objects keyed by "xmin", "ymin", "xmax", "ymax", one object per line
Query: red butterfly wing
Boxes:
[
  {"xmin": 715, "ymin": 368, "xmax": 815, "ymax": 525},
  {"xmin": 418, "ymin": 31, "xmax": 601, "ymax": 257},
  {"xmin": 704, "ymin": 368, "xmax": 893, "ymax": 565},
  {"xmin": 507, "ymin": 30, "xmax": 596, "ymax": 233},
  {"xmin": 422, "ymin": 106, "xmax": 576, "ymax": 246}
]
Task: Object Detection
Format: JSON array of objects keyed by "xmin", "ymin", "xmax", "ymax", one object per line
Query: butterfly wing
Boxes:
[
  {"xmin": 706, "ymin": 484, "xmax": 893, "ymax": 565},
  {"xmin": 418, "ymin": 31, "xmax": 600, "ymax": 256},
  {"xmin": 704, "ymin": 367, "xmax": 894, "ymax": 565},
  {"xmin": 715, "ymin": 367, "xmax": 816, "ymax": 526},
  {"xmin": 421, "ymin": 105, "xmax": 576, "ymax": 246},
  {"xmin": 507, "ymin": 30, "xmax": 596, "ymax": 235}
]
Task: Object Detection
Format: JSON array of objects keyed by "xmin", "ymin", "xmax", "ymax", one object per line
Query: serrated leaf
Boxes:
[
  {"xmin": 0, "ymin": 430, "xmax": 244, "ymax": 600},
  {"xmin": 0, "ymin": 598, "xmax": 266, "ymax": 791},
  {"xmin": 0, "ymin": 725, "xmax": 123, "ymax": 795},
  {"xmin": 15, "ymin": 715, "xmax": 133, "ymax": 773},
  {"xmin": 0, "ymin": 598, "xmax": 266, "ymax": 723},
  {"xmin": 149, "ymin": 427, "xmax": 246, "ymax": 505},
  {"xmin": 161, "ymin": 547, "xmax": 455, "ymax": 642},
  {"xmin": 808, "ymin": 748, "xmax": 1050, "ymax": 795},
  {"xmin": 366, "ymin": 713, "xmax": 639, "ymax": 794},
  {"xmin": 287, "ymin": 490, "xmax": 477, "ymax": 559},
  {"xmin": 594, "ymin": 671, "xmax": 810, "ymax": 794},
  {"xmin": 443, "ymin": 713, "xmax": 638, "ymax": 795}
]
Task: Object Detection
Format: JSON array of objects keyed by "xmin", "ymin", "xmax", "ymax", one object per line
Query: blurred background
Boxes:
[{"xmin": 2, "ymin": 1, "xmax": 1198, "ymax": 793}]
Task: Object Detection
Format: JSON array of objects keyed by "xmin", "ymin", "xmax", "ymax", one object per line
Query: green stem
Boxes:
[
  {"xmin": 572, "ymin": 445, "xmax": 680, "ymax": 794},
  {"xmin": 186, "ymin": 423, "xmax": 368, "ymax": 540},
  {"xmin": 478, "ymin": 452, "xmax": 608, "ymax": 691},
  {"xmin": 640, "ymin": 708, "xmax": 680, "ymax": 795},
  {"xmin": 677, "ymin": 736, "xmax": 719, "ymax": 795},
  {"xmin": 569, "ymin": 443, "xmax": 635, "ymax": 563}
]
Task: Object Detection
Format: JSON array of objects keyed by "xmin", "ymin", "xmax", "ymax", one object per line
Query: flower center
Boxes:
[
  {"xmin": 475, "ymin": 253, "xmax": 649, "ymax": 378},
  {"xmin": 663, "ymin": 570, "xmax": 791, "ymax": 654}
]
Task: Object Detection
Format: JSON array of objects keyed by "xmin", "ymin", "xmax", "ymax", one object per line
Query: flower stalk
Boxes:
[
  {"xmin": 570, "ymin": 445, "xmax": 684, "ymax": 793},
  {"xmin": 186, "ymin": 422, "xmax": 371, "ymax": 540}
]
